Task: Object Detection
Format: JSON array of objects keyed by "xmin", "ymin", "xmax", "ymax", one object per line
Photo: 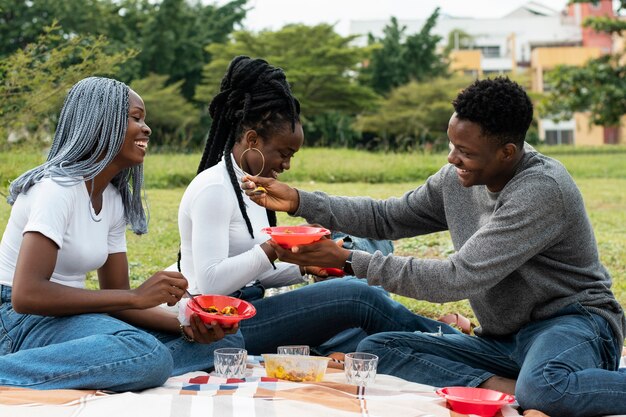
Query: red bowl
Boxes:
[
  {"xmin": 186, "ymin": 294, "xmax": 256, "ymax": 326},
  {"xmin": 322, "ymin": 267, "xmax": 345, "ymax": 277},
  {"xmin": 436, "ymin": 387, "xmax": 515, "ymax": 417},
  {"xmin": 261, "ymin": 226, "xmax": 330, "ymax": 248}
]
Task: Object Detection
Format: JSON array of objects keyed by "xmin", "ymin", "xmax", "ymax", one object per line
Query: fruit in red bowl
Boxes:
[
  {"xmin": 436, "ymin": 387, "xmax": 515, "ymax": 417},
  {"xmin": 186, "ymin": 294, "xmax": 256, "ymax": 326},
  {"xmin": 261, "ymin": 226, "xmax": 330, "ymax": 248}
]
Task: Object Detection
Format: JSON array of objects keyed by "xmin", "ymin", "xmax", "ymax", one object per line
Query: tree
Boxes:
[
  {"xmin": 354, "ymin": 76, "xmax": 471, "ymax": 151},
  {"xmin": 130, "ymin": 74, "xmax": 201, "ymax": 149},
  {"xmin": 138, "ymin": 0, "xmax": 247, "ymax": 99},
  {"xmin": 0, "ymin": 23, "xmax": 136, "ymax": 147},
  {"xmin": 0, "ymin": 0, "xmax": 154, "ymax": 58},
  {"xmin": 444, "ymin": 29, "xmax": 475, "ymax": 54},
  {"xmin": 195, "ymin": 24, "xmax": 379, "ymax": 146},
  {"xmin": 362, "ymin": 9, "xmax": 448, "ymax": 95},
  {"xmin": 361, "ymin": 17, "xmax": 407, "ymax": 95},
  {"xmin": 404, "ymin": 8, "xmax": 448, "ymax": 84},
  {"xmin": 540, "ymin": 0, "xmax": 625, "ymax": 127},
  {"xmin": 0, "ymin": 0, "xmax": 247, "ymax": 99},
  {"xmin": 196, "ymin": 24, "xmax": 377, "ymax": 116}
]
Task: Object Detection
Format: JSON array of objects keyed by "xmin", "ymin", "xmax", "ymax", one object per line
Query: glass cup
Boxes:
[
  {"xmin": 277, "ymin": 345, "xmax": 310, "ymax": 355},
  {"xmin": 214, "ymin": 348, "xmax": 247, "ymax": 378},
  {"xmin": 344, "ymin": 352, "xmax": 378, "ymax": 386}
]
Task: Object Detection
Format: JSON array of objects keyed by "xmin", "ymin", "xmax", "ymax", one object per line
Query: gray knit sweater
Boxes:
[{"xmin": 295, "ymin": 148, "xmax": 626, "ymax": 341}]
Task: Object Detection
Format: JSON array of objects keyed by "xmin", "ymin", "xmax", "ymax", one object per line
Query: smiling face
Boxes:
[
  {"xmin": 242, "ymin": 121, "xmax": 304, "ymax": 179},
  {"xmin": 447, "ymin": 113, "xmax": 519, "ymax": 192},
  {"xmin": 113, "ymin": 89, "xmax": 151, "ymax": 169}
]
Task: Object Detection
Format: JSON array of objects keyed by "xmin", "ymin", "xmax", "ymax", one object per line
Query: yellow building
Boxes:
[
  {"xmin": 449, "ymin": 50, "xmax": 483, "ymax": 78},
  {"xmin": 531, "ymin": 46, "xmax": 624, "ymax": 145}
]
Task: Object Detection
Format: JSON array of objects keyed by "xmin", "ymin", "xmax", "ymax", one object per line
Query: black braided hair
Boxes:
[
  {"xmin": 198, "ymin": 56, "xmax": 301, "ymax": 239},
  {"xmin": 453, "ymin": 77, "xmax": 533, "ymax": 148}
]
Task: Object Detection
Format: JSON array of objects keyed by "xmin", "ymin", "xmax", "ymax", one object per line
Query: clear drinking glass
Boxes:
[
  {"xmin": 344, "ymin": 352, "xmax": 378, "ymax": 386},
  {"xmin": 277, "ymin": 345, "xmax": 310, "ymax": 355},
  {"xmin": 214, "ymin": 348, "xmax": 247, "ymax": 378}
]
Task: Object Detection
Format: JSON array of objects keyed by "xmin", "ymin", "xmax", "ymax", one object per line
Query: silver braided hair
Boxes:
[{"xmin": 7, "ymin": 76, "xmax": 148, "ymax": 235}]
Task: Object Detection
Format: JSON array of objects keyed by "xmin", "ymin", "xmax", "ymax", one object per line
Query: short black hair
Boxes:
[{"xmin": 452, "ymin": 77, "xmax": 533, "ymax": 147}]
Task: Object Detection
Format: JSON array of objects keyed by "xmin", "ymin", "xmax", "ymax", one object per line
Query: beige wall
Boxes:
[
  {"xmin": 531, "ymin": 47, "xmax": 601, "ymax": 91},
  {"xmin": 449, "ymin": 50, "xmax": 482, "ymax": 77},
  {"xmin": 574, "ymin": 113, "xmax": 605, "ymax": 146},
  {"xmin": 531, "ymin": 47, "xmax": 601, "ymax": 70},
  {"xmin": 530, "ymin": 46, "xmax": 624, "ymax": 146}
]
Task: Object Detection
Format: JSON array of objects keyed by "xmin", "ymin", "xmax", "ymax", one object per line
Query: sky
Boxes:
[{"xmin": 218, "ymin": 0, "xmax": 571, "ymax": 35}]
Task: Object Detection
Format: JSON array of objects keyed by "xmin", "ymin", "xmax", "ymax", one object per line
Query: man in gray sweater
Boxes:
[{"xmin": 244, "ymin": 77, "xmax": 626, "ymax": 416}]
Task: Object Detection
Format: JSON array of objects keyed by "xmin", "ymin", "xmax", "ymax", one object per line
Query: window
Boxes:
[
  {"xmin": 590, "ymin": 2, "xmax": 601, "ymax": 10},
  {"xmin": 545, "ymin": 130, "xmax": 574, "ymax": 145},
  {"xmin": 478, "ymin": 46, "xmax": 500, "ymax": 58},
  {"xmin": 541, "ymin": 71, "xmax": 554, "ymax": 92},
  {"xmin": 604, "ymin": 126, "xmax": 619, "ymax": 144}
]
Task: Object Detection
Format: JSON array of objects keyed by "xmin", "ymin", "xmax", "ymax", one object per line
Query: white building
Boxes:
[
  {"xmin": 349, "ymin": 1, "xmax": 624, "ymax": 145},
  {"xmin": 349, "ymin": 1, "xmax": 582, "ymax": 74}
]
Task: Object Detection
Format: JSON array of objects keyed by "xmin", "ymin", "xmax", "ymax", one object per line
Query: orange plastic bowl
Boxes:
[
  {"xmin": 186, "ymin": 294, "xmax": 256, "ymax": 326},
  {"xmin": 261, "ymin": 226, "xmax": 330, "ymax": 248},
  {"xmin": 436, "ymin": 387, "xmax": 515, "ymax": 417}
]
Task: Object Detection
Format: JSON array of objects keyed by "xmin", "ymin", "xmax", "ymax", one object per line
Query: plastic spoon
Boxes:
[{"xmin": 185, "ymin": 289, "xmax": 204, "ymax": 310}]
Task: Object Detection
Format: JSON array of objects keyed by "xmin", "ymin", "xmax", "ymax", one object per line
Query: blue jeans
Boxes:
[
  {"xmin": 239, "ymin": 278, "xmax": 459, "ymax": 355},
  {"xmin": 311, "ymin": 233, "xmax": 395, "ymax": 356},
  {"xmin": 0, "ymin": 285, "xmax": 244, "ymax": 391},
  {"xmin": 311, "ymin": 277, "xmax": 389, "ymax": 356},
  {"xmin": 358, "ymin": 303, "xmax": 626, "ymax": 417}
]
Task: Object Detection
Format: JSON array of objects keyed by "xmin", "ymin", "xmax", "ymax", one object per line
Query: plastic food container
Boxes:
[
  {"xmin": 262, "ymin": 354, "xmax": 330, "ymax": 382},
  {"xmin": 186, "ymin": 294, "xmax": 256, "ymax": 326},
  {"xmin": 436, "ymin": 387, "xmax": 515, "ymax": 417},
  {"xmin": 261, "ymin": 226, "xmax": 330, "ymax": 248}
]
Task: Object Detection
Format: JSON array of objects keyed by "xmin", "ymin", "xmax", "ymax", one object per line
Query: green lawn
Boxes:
[{"xmin": 1, "ymin": 148, "xmax": 625, "ymax": 323}]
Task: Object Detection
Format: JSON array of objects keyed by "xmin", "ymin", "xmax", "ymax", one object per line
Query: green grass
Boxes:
[
  {"xmin": 1, "ymin": 147, "xmax": 625, "ymax": 323},
  {"xmin": 3, "ymin": 145, "xmax": 626, "ymax": 191}
]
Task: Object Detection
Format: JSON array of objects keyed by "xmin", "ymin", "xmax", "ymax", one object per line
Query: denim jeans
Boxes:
[
  {"xmin": 310, "ymin": 233, "xmax": 395, "ymax": 356},
  {"xmin": 358, "ymin": 303, "xmax": 626, "ymax": 417},
  {"xmin": 0, "ymin": 285, "xmax": 244, "ymax": 391},
  {"xmin": 311, "ymin": 277, "xmax": 390, "ymax": 356},
  {"xmin": 239, "ymin": 278, "xmax": 459, "ymax": 355}
]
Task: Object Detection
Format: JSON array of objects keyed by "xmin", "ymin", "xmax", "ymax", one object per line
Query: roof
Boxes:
[{"xmin": 503, "ymin": 1, "xmax": 562, "ymax": 18}]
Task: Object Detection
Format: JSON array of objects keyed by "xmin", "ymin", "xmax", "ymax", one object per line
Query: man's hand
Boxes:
[
  {"xmin": 242, "ymin": 175, "xmax": 300, "ymax": 213},
  {"xmin": 268, "ymin": 238, "xmax": 351, "ymax": 270}
]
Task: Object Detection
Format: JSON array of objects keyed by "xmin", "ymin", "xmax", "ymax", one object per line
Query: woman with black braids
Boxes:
[
  {"xmin": 0, "ymin": 77, "xmax": 243, "ymax": 391},
  {"xmin": 175, "ymin": 56, "xmax": 455, "ymax": 355}
]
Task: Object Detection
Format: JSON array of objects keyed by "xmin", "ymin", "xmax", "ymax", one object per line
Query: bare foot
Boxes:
[{"xmin": 478, "ymin": 375, "xmax": 516, "ymax": 395}]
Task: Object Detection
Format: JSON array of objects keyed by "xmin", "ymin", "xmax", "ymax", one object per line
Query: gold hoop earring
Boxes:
[{"xmin": 239, "ymin": 147, "xmax": 265, "ymax": 177}]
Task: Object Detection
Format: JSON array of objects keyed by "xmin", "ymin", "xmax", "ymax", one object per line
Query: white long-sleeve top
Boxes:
[{"xmin": 177, "ymin": 154, "xmax": 304, "ymax": 295}]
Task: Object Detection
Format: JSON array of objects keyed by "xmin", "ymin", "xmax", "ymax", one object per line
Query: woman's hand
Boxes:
[
  {"xmin": 300, "ymin": 265, "xmax": 333, "ymax": 283},
  {"xmin": 182, "ymin": 314, "xmax": 239, "ymax": 344},
  {"xmin": 241, "ymin": 175, "xmax": 300, "ymax": 213},
  {"xmin": 302, "ymin": 265, "xmax": 329, "ymax": 278},
  {"xmin": 132, "ymin": 271, "xmax": 189, "ymax": 308}
]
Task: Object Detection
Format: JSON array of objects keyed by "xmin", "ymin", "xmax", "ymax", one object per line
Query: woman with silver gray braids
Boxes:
[{"xmin": 0, "ymin": 77, "xmax": 243, "ymax": 391}]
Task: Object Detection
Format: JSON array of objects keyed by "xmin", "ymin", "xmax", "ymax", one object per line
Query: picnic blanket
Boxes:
[{"xmin": 2, "ymin": 355, "xmax": 625, "ymax": 417}]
